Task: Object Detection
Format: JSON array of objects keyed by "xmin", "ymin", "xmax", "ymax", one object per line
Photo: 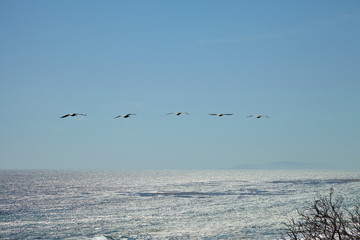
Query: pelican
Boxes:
[
  {"xmin": 167, "ymin": 112, "xmax": 190, "ymax": 115},
  {"xmin": 114, "ymin": 113, "xmax": 136, "ymax": 119},
  {"xmin": 247, "ymin": 115, "xmax": 269, "ymax": 118},
  {"xmin": 209, "ymin": 113, "xmax": 233, "ymax": 117},
  {"xmin": 60, "ymin": 113, "xmax": 87, "ymax": 118}
]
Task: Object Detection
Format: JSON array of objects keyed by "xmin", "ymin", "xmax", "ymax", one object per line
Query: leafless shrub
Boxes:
[{"xmin": 281, "ymin": 188, "xmax": 360, "ymax": 240}]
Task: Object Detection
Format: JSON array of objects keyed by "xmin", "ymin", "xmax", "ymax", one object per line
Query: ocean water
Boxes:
[{"xmin": 0, "ymin": 170, "xmax": 359, "ymax": 240}]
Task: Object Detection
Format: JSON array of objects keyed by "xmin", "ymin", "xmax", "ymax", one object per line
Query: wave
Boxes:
[
  {"xmin": 270, "ymin": 178, "xmax": 360, "ymax": 185},
  {"xmin": 137, "ymin": 189, "xmax": 291, "ymax": 198}
]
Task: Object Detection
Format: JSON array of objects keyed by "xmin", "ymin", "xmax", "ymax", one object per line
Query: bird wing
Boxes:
[
  {"xmin": 223, "ymin": 114, "xmax": 233, "ymax": 115},
  {"xmin": 114, "ymin": 115, "xmax": 123, "ymax": 119},
  {"xmin": 76, "ymin": 113, "xmax": 87, "ymax": 116},
  {"xmin": 61, "ymin": 114, "xmax": 70, "ymax": 118},
  {"xmin": 167, "ymin": 112, "xmax": 174, "ymax": 115},
  {"xmin": 247, "ymin": 115, "xmax": 254, "ymax": 118},
  {"xmin": 209, "ymin": 114, "xmax": 217, "ymax": 115},
  {"xmin": 183, "ymin": 112, "xmax": 190, "ymax": 115}
]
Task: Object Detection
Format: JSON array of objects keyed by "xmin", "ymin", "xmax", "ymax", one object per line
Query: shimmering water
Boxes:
[{"xmin": 0, "ymin": 170, "xmax": 359, "ymax": 239}]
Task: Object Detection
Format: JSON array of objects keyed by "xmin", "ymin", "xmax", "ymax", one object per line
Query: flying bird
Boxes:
[
  {"xmin": 209, "ymin": 113, "xmax": 233, "ymax": 117},
  {"xmin": 60, "ymin": 113, "xmax": 87, "ymax": 118},
  {"xmin": 114, "ymin": 114, "xmax": 136, "ymax": 119},
  {"xmin": 247, "ymin": 115, "xmax": 270, "ymax": 118},
  {"xmin": 167, "ymin": 112, "xmax": 190, "ymax": 115}
]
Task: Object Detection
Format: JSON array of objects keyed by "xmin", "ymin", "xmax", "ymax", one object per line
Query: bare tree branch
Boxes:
[{"xmin": 281, "ymin": 188, "xmax": 360, "ymax": 240}]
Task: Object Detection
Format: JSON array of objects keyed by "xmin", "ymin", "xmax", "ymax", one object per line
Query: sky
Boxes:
[{"xmin": 0, "ymin": 0, "xmax": 359, "ymax": 170}]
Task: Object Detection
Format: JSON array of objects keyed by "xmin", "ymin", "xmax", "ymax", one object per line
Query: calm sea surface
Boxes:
[{"xmin": 0, "ymin": 170, "xmax": 359, "ymax": 240}]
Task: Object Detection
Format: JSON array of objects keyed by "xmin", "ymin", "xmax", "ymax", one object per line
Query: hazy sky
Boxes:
[{"xmin": 1, "ymin": 0, "xmax": 359, "ymax": 170}]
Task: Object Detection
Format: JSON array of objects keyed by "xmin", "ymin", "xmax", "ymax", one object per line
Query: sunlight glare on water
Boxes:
[{"xmin": 0, "ymin": 170, "xmax": 359, "ymax": 239}]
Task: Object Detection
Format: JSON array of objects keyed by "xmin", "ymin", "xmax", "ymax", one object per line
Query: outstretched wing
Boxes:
[
  {"xmin": 76, "ymin": 113, "xmax": 87, "ymax": 116},
  {"xmin": 209, "ymin": 114, "xmax": 217, "ymax": 116},
  {"xmin": 247, "ymin": 115, "xmax": 254, "ymax": 118},
  {"xmin": 223, "ymin": 113, "xmax": 233, "ymax": 115},
  {"xmin": 114, "ymin": 115, "xmax": 123, "ymax": 119},
  {"xmin": 61, "ymin": 114, "xmax": 70, "ymax": 118}
]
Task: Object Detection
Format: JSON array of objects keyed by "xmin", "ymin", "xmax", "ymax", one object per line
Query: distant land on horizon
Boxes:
[{"xmin": 233, "ymin": 161, "xmax": 331, "ymax": 170}]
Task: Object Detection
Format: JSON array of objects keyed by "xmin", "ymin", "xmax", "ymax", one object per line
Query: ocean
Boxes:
[{"xmin": 0, "ymin": 170, "xmax": 359, "ymax": 240}]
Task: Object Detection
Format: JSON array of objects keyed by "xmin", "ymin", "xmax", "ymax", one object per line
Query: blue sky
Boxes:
[{"xmin": 1, "ymin": 0, "xmax": 359, "ymax": 169}]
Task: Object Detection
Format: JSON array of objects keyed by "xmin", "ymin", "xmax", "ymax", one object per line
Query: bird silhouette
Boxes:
[
  {"xmin": 247, "ymin": 115, "xmax": 270, "ymax": 118},
  {"xmin": 167, "ymin": 112, "xmax": 190, "ymax": 116},
  {"xmin": 114, "ymin": 114, "xmax": 136, "ymax": 119},
  {"xmin": 209, "ymin": 113, "xmax": 233, "ymax": 117},
  {"xmin": 60, "ymin": 113, "xmax": 87, "ymax": 118}
]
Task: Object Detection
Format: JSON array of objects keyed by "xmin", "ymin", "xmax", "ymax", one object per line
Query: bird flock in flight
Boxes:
[{"xmin": 60, "ymin": 112, "xmax": 269, "ymax": 119}]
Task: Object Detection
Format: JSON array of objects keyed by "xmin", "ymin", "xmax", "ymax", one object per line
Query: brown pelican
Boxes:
[
  {"xmin": 209, "ymin": 113, "xmax": 233, "ymax": 117},
  {"xmin": 60, "ymin": 113, "xmax": 87, "ymax": 118},
  {"xmin": 247, "ymin": 115, "xmax": 269, "ymax": 118},
  {"xmin": 114, "ymin": 114, "xmax": 136, "ymax": 119},
  {"xmin": 167, "ymin": 112, "xmax": 190, "ymax": 115}
]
